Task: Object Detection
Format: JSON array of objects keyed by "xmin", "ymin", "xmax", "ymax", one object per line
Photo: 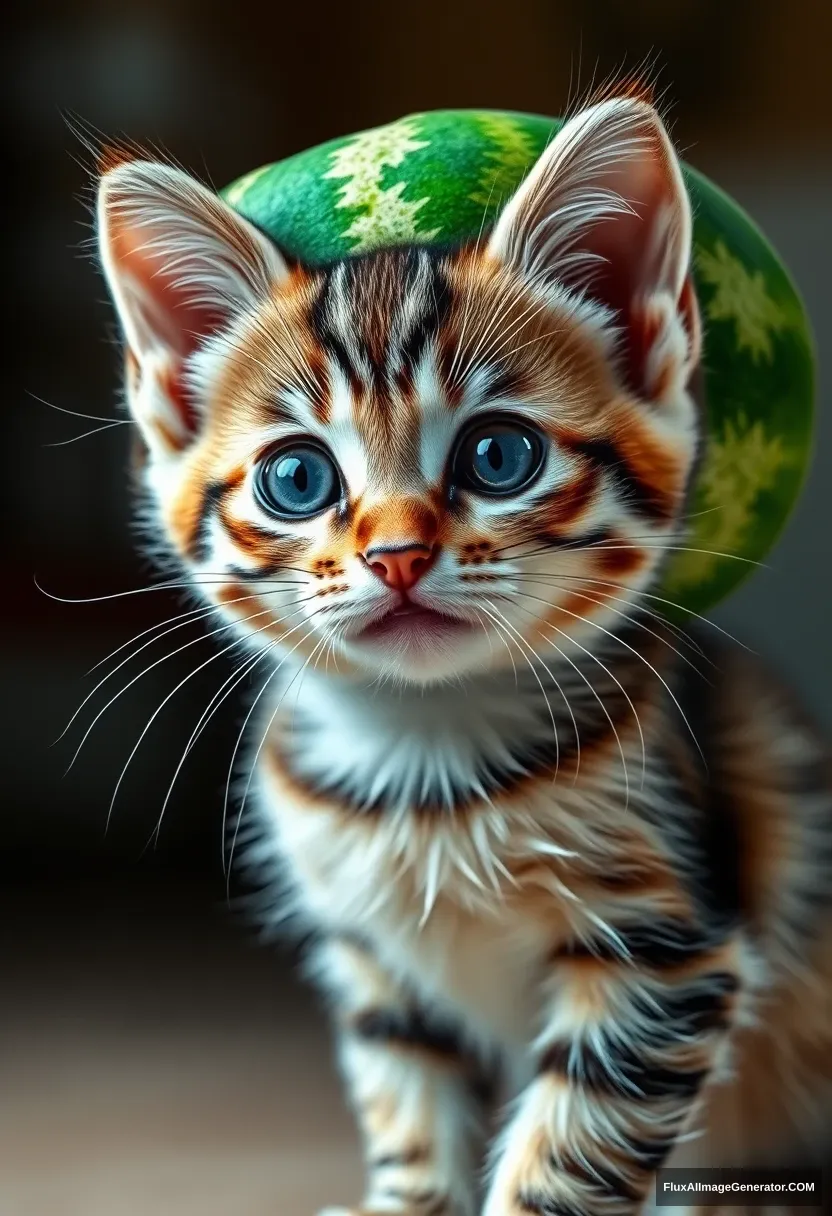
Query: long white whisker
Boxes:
[
  {"xmin": 540, "ymin": 596, "xmax": 706, "ymax": 765},
  {"xmin": 503, "ymin": 540, "xmax": 766, "ymax": 569},
  {"xmin": 219, "ymin": 609, "xmax": 331, "ymax": 877},
  {"xmin": 511, "ymin": 574, "xmax": 708, "ymax": 660},
  {"xmin": 464, "ymin": 292, "xmax": 558, "ymax": 379},
  {"xmin": 474, "ymin": 607, "xmax": 518, "ymax": 684},
  {"xmin": 85, "ymin": 602, "xmax": 219, "ymax": 677},
  {"xmin": 104, "ymin": 603, "xmax": 315, "ymax": 831},
  {"xmin": 45, "ymin": 420, "xmax": 127, "ymax": 446},
  {"xmin": 458, "ymin": 291, "xmax": 552, "ymax": 388},
  {"xmin": 66, "ymin": 595, "xmax": 313, "ymax": 773},
  {"xmin": 225, "ymin": 626, "xmax": 332, "ymax": 889},
  {"xmin": 485, "ymin": 599, "xmax": 581, "ymax": 775},
  {"xmin": 149, "ymin": 636, "xmax": 282, "ymax": 850},
  {"xmin": 480, "ymin": 601, "xmax": 565, "ymax": 782},
  {"xmin": 28, "ymin": 390, "xmax": 132, "ymax": 426},
  {"xmin": 511, "ymin": 578, "xmax": 707, "ymax": 675},
  {"xmin": 506, "ymin": 593, "xmax": 643, "ymax": 793},
  {"xmin": 59, "ymin": 588, "xmax": 299, "ymax": 742},
  {"xmin": 513, "ymin": 570, "xmax": 749, "ymax": 652},
  {"xmin": 36, "ymin": 573, "xmax": 304, "ymax": 606}
]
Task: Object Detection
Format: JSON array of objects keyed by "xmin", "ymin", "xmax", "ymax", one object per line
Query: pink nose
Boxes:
[{"xmin": 364, "ymin": 545, "xmax": 436, "ymax": 593}]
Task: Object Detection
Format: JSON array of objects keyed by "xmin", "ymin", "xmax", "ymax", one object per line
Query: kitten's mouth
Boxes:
[{"xmin": 353, "ymin": 603, "xmax": 473, "ymax": 649}]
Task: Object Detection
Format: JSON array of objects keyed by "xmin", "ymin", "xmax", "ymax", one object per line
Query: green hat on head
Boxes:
[{"xmin": 222, "ymin": 109, "xmax": 816, "ymax": 617}]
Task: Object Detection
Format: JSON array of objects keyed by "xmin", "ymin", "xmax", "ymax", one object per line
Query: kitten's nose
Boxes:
[{"xmin": 363, "ymin": 544, "xmax": 436, "ymax": 593}]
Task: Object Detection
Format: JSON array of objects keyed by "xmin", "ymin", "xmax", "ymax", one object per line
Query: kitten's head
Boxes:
[{"xmin": 97, "ymin": 98, "xmax": 701, "ymax": 686}]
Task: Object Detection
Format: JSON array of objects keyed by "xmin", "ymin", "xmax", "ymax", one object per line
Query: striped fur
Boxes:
[{"xmin": 96, "ymin": 97, "xmax": 831, "ymax": 1215}]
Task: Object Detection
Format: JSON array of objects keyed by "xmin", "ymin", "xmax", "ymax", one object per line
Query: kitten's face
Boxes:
[{"xmin": 98, "ymin": 98, "xmax": 701, "ymax": 685}]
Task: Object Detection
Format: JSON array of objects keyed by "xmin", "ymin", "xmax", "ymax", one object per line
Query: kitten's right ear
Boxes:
[{"xmin": 97, "ymin": 158, "xmax": 287, "ymax": 458}]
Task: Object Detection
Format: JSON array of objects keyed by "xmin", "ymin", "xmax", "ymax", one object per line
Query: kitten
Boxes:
[{"xmin": 95, "ymin": 97, "xmax": 831, "ymax": 1215}]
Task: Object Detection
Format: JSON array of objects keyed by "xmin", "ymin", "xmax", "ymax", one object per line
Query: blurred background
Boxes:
[{"xmin": 3, "ymin": 1, "xmax": 831, "ymax": 1212}]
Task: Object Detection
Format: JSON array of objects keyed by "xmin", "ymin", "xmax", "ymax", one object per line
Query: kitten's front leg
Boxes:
[
  {"xmin": 482, "ymin": 925, "xmax": 741, "ymax": 1216},
  {"xmin": 315, "ymin": 934, "xmax": 486, "ymax": 1216}
]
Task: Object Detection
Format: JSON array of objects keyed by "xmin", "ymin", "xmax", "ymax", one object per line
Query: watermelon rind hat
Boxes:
[{"xmin": 222, "ymin": 110, "xmax": 816, "ymax": 616}]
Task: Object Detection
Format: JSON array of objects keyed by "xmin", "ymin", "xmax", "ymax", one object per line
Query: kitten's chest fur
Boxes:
[{"xmin": 253, "ymin": 664, "xmax": 668, "ymax": 1049}]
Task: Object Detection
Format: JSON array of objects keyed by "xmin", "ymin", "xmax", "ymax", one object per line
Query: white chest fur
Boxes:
[
  {"xmin": 256, "ymin": 757, "xmax": 549, "ymax": 1050},
  {"xmin": 249, "ymin": 666, "xmax": 639, "ymax": 1055}
]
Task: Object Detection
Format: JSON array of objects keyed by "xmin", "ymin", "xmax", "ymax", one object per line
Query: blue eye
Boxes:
[
  {"xmin": 255, "ymin": 443, "xmax": 341, "ymax": 519},
  {"xmin": 454, "ymin": 420, "xmax": 545, "ymax": 496}
]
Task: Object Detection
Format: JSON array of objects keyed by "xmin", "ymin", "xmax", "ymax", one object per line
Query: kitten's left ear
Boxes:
[
  {"xmin": 487, "ymin": 98, "xmax": 701, "ymax": 404},
  {"xmin": 97, "ymin": 158, "xmax": 288, "ymax": 457}
]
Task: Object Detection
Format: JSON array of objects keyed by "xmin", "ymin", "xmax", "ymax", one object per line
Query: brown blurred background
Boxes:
[{"xmin": 3, "ymin": 1, "xmax": 831, "ymax": 1212}]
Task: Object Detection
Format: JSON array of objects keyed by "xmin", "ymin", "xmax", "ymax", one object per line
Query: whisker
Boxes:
[
  {"xmin": 474, "ymin": 607, "xmax": 517, "ymax": 684},
  {"xmin": 499, "ymin": 538, "xmax": 767, "ymax": 569},
  {"xmin": 537, "ymin": 596, "xmax": 707, "ymax": 766},
  {"xmin": 453, "ymin": 284, "xmax": 526, "ymax": 383},
  {"xmin": 470, "ymin": 609, "xmax": 494, "ymax": 661},
  {"xmin": 86, "ymin": 601, "xmax": 227, "ymax": 676},
  {"xmin": 37, "ymin": 570, "xmax": 308, "ymax": 605},
  {"xmin": 220, "ymin": 609, "xmax": 331, "ymax": 877},
  {"xmin": 511, "ymin": 579, "xmax": 708, "ymax": 676},
  {"xmin": 506, "ymin": 592, "xmax": 649, "ymax": 788},
  {"xmin": 148, "ymin": 636, "xmax": 280, "ymax": 850},
  {"xmin": 59, "ymin": 587, "xmax": 294, "ymax": 742},
  {"xmin": 106, "ymin": 601, "xmax": 318, "ymax": 833},
  {"xmin": 28, "ymin": 390, "xmax": 132, "ymax": 426},
  {"xmin": 446, "ymin": 185, "xmax": 500, "ymax": 386},
  {"xmin": 37, "ymin": 575, "xmax": 207, "ymax": 605},
  {"xmin": 512, "ymin": 574, "xmax": 708, "ymax": 661},
  {"xmin": 494, "ymin": 527, "xmax": 687, "ymax": 558},
  {"xmin": 289, "ymin": 618, "xmax": 337, "ymax": 734},
  {"xmin": 459, "ymin": 292, "xmax": 553, "ymax": 387},
  {"xmin": 45, "ymin": 420, "xmax": 128, "ymax": 446},
  {"xmin": 480, "ymin": 600, "xmax": 568, "ymax": 782},
  {"xmin": 503, "ymin": 595, "xmax": 636, "ymax": 798},
  {"xmin": 225, "ymin": 624, "xmax": 332, "ymax": 889},
  {"xmin": 512, "ymin": 571, "xmax": 751, "ymax": 652},
  {"xmin": 66, "ymin": 596, "xmax": 313, "ymax": 773}
]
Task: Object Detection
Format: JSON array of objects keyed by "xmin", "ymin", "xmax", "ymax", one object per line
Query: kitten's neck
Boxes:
[{"xmin": 266, "ymin": 619, "xmax": 667, "ymax": 814}]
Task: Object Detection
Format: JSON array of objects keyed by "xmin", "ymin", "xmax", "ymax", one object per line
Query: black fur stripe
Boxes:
[
  {"xmin": 352, "ymin": 1007, "xmax": 464, "ymax": 1060},
  {"xmin": 518, "ymin": 1193, "xmax": 586, "ymax": 1216},
  {"xmin": 668, "ymin": 643, "xmax": 743, "ymax": 926},
  {"xmin": 567, "ymin": 437, "xmax": 672, "ymax": 523},
  {"xmin": 309, "ymin": 273, "xmax": 364, "ymax": 394},
  {"xmin": 620, "ymin": 1134, "xmax": 680, "ymax": 1171},
  {"xmin": 560, "ymin": 1152, "xmax": 643, "ymax": 1204},
  {"xmin": 189, "ymin": 476, "xmax": 239, "ymax": 561},
  {"xmin": 397, "ymin": 253, "xmax": 453, "ymax": 374},
  {"xmin": 630, "ymin": 971, "xmax": 738, "ymax": 1035},
  {"xmin": 554, "ymin": 917, "xmax": 718, "ymax": 969},
  {"xmin": 371, "ymin": 1145, "xmax": 431, "ymax": 1170},
  {"xmin": 617, "ymin": 1133, "xmax": 681, "ymax": 1172},
  {"xmin": 226, "ymin": 562, "xmax": 286, "ymax": 581},
  {"xmin": 538, "ymin": 1038, "xmax": 708, "ymax": 1100}
]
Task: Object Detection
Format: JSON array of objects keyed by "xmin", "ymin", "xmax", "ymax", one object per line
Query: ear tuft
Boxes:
[
  {"xmin": 97, "ymin": 138, "xmax": 146, "ymax": 177},
  {"xmin": 487, "ymin": 97, "xmax": 700, "ymax": 405},
  {"xmin": 585, "ymin": 67, "xmax": 657, "ymax": 110},
  {"xmin": 97, "ymin": 160, "xmax": 287, "ymax": 456}
]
